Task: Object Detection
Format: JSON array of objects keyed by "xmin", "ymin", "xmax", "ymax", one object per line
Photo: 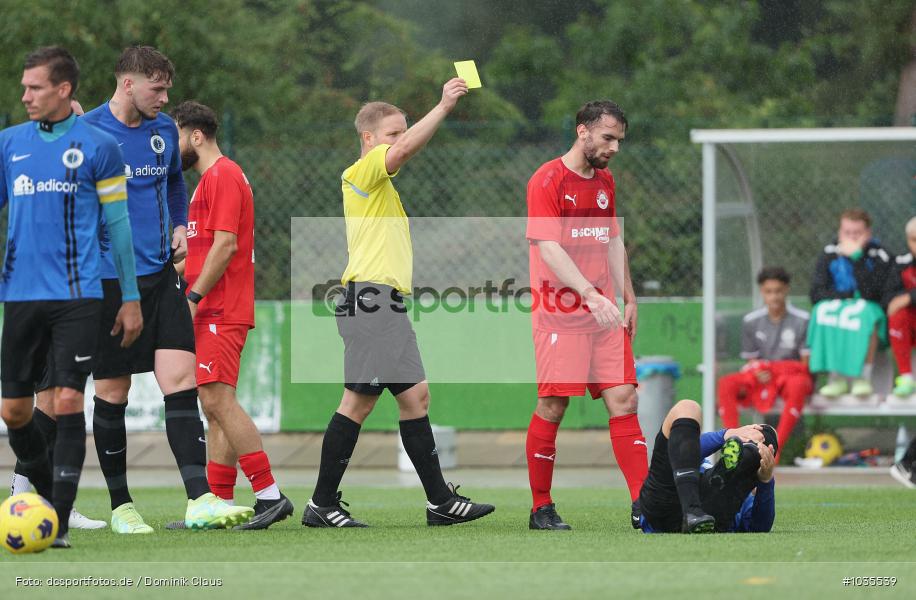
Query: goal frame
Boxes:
[{"xmin": 690, "ymin": 127, "xmax": 916, "ymax": 431}]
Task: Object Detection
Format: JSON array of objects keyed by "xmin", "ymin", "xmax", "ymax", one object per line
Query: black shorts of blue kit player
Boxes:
[
  {"xmin": 637, "ymin": 430, "xmax": 685, "ymax": 533},
  {"xmin": 336, "ymin": 281, "xmax": 426, "ymax": 397},
  {"xmin": 33, "ymin": 353, "xmax": 53, "ymax": 394},
  {"xmin": 93, "ymin": 263, "xmax": 195, "ymax": 379},
  {"xmin": 1, "ymin": 300, "xmax": 102, "ymax": 398}
]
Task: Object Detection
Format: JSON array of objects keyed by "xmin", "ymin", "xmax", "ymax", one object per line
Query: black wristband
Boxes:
[{"xmin": 187, "ymin": 290, "xmax": 204, "ymax": 304}]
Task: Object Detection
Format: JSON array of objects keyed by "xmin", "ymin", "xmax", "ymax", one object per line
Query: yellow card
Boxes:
[{"xmin": 454, "ymin": 60, "xmax": 482, "ymax": 88}]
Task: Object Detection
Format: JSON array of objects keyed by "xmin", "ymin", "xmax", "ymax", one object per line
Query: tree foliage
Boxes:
[
  {"xmin": 0, "ymin": 0, "xmax": 523, "ymax": 144},
  {"xmin": 482, "ymin": 0, "xmax": 915, "ymax": 141}
]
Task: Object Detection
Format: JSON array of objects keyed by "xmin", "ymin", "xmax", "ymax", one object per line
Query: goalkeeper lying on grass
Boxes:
[{"xmin": 637, "ymin": 399, "xmax": 776, "ymax": 534}]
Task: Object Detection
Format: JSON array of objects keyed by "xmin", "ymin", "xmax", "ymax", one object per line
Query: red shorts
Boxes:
[
  {"xmin": 194, "ymin": 322, "xmax": 249, "ymax": 387},
  {"xmin": 534, "ymin": 327, "xmax": 637, "ymax": 398}
]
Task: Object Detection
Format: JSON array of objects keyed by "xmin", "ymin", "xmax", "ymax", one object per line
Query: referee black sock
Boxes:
[
  {"xmin": 164, "ymin": 389, "xmax": 210, "ymax": 500},
  {"xmin": 667, "ymin": 418, "xmax": 703, "ymax": 515},
  {"xmin": 312, "ymin": 412, "xmax": 361, "ymax": 507},
  {"xmin": 93, "ymin": 396, "xmax": 132, "ymax": 509},
  {"xmin": 400, "ymin": 415, "xmax": 452, "ymax": 505},
  {"xmin": 53, "ymin": 412, "xmax": 87, "ymax": 537},
  {"xmin": 13, "ymin": 408, "xmax": 56, "ymax": 483},
  {"xmin": 7, "ymin": 417, "xmax": 53, "ymax": 500}
]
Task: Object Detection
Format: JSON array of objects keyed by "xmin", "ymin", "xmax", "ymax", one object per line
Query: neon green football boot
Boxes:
[
  {"xmin": 818, "ymin": 379, "xmax": 848, "ymax": 398},
  {"xmin": 185, "ymin": 493, "xmax": 254, "ymax": 530},
  {"xmin": 721, "ymin": 437, "xmax": 742, "ymax": 470},
  {"xmin": 850, "ymin": 379, "xmax": 873, "ymax": 397},
  {"xmin": 111, "ymin": 502, "xmax": 154, "ymax": 534},
  {"xmin": 893, "ymin": 375, "xmax": 915, "ymax": 397}
]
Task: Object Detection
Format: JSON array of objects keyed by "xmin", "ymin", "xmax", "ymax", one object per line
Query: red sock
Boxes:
[
  {"xmin": 609, "ymin": 414, "xmax": 648, "ymax": 502},
  {"xmin": 527, "ymin": 413, "xmax": 560, "ymax": 511},
  {"xmin": 207, "ymin": 460, "xmax": 237, "ymax": 501},
  {"xmin": 238, "ymin": 450, "xmax": 276, "ymax": 493}
]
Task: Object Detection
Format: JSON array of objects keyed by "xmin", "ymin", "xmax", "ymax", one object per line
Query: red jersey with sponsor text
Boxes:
[
  {"xmin": 526, "ymin": 157, "xmax": 618, "ymax": 334},
  {"xmin": 185, "ymin": 156, "xmax": 255, "ymax": 327}
]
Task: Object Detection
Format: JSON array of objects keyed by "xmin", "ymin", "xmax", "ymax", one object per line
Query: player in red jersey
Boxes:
[
  {"xmin": 173, "ymin": 101, "xmax": 293, "ymax": 529},
  {"xmin": 525, "ymin": 100, "xmax": 647, "ymax": 530},
  {"xmin": 885, "ymin": 217, "xmax": 916, "ymax": 398}
]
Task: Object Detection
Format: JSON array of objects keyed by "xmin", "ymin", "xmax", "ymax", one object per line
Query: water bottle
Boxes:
[{"xmin": 895, "ymin": 424, "xmax": 909, "ymax": 463}]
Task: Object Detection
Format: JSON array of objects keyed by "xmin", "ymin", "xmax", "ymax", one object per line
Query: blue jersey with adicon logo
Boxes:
[
  {"xmin": 83, "ymin": 103, "xmax": 186, "ymax": 278},
  {"xmin": 0, "ymin": 116, "xmax": 127, "ymax": 301}
]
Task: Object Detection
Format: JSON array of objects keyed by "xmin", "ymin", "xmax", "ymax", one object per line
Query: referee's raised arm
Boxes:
[{"xmin": 383, "ymin": 77, "xmax": 468, "ymax": 174}]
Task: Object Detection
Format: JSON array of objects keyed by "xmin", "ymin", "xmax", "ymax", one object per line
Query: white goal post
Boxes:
[{"xmin": 691, "ymin": 127, "xmax": 916, "ymax": 432}]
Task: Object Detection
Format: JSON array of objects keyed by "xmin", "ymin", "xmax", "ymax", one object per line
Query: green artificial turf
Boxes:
[{"xmin": 1, "ymin": 486, "xmax": 914, "ymax": 598}]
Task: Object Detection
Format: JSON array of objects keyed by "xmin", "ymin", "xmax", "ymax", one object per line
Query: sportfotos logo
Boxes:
[{"xmin": 311, "ymin": 279, "xmax": 605, "ymax": 321}]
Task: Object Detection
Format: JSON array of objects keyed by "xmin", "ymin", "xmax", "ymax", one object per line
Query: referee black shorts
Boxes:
[
  {"xmin": 93, "ymin": 263, "xmax": 195, "ymax": 380},
  {"xmin": 1, "ymin": 299, "xmax": 102, "ymax": 398},
  {"xmin": 336, "ymin": 281, "xmax": 426, "ymax": 397}
]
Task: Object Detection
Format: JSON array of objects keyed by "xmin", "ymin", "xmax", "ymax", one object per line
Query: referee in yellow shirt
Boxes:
[{"xmin": 303, "ymin": 78, "xmax": 495, "ymax": 528}]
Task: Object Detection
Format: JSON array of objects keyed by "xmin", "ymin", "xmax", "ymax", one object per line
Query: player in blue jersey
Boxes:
[
  {"xmin": 0, "ymin": 47, "xmax": 143, "ymax": 548},
  {"xmin": 8, "ymin": 98, "xmax": 108, "ymax": 532},
  {"xmin": 80, "ymin": 46, "xmax": 252, "ymax": 532},
  {"xmin": 637, "ymin": 400, "xmax": 777, "ymax": 534}
]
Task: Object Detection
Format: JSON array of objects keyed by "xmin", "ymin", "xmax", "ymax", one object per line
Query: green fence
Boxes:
[
  {"xmin": 0, "ymin": 299, "xmax": 700, "ymax": 433},
  {"xmin": 273, "ymin": 299, "xmax": 702, "ymax": 431}
]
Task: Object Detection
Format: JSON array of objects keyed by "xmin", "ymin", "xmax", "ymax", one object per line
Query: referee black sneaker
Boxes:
[
  {"xmin": 302, "ymin": 491, "xmax": 368, "ymax": 528},
  {"xmin": 426, "ymin": 483, "xmax": 495, "ymax": 526},
  {"xmin": 50, "ymin": 533, "xmax": 71, "ymax": 549},
  {"xmin": 235, "ymin": 494, "xmax": 295, "ymax": 530},
  {"xmin": 682, "ymin": 510, "xmax": 715, "ymax": 534},
  {"xmin": 529, "ymin": 503, "xmax": 571, "ymax": 530}
]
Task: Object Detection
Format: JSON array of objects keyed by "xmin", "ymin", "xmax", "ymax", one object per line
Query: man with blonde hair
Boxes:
[
  {"xmin": 809, "ymin": 208, "xmax": 890, "ymax": 397},
  {"xmin": 303, "ymin": 79, "xmax": 495, "ymax": 528}
]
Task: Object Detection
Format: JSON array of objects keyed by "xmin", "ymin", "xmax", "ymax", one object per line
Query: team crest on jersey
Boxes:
[
  {"xmin": 780, "ymin": 328, "xmax": 796, "ymax": 349},
  {"xmin": 150, "ymin": 134, "xmax": 166, "ymax": 154},
  {"xmin": 61, "ymin": 148, "xmax": 84, "ymax": 169},
  {"xmin": 596, "ymin": 189, "xmax": 609, "ymax": 210}
]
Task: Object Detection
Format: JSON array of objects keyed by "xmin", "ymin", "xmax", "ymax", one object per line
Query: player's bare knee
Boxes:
[
  {"xmin": 155, "ymin": 359, "xmax": 197, "ymax": 395},
  {"xmin": 603, "ymin": 385, "xmax": 638, "ymax": 416},
  {"xmin": 616, "ymin": 388, "xmax": 639, "ymax": 414},
  {"xmin": 396, "ymin": 384, "xmax": 430, "ymax": 418},
  {"xmin": 661, "ymin": 400, "xmax": 700, "ymax": 437},
  {"xmin": 338, "ymin": 392, "xmax": 377, "ymax": 423},
  {"xmin": 35, "ymin": 391, "xmax": 54, "ymax": 415},
  {"xmin": 197, "ymin": 390, "xmax": 226, "ymax": 420},
  {"xmin": 1, "ymin": 402, "xmax": 32, "ymax": 428},
  {"xmin": 416, "ymin": 389, "xmax": 430, "ymax": 413},
  {"xmin": 54, "ymin": 387, "xmax": 84, "ymax": 414},
  {"xmin": 346, "ymin": 405, "xmax": 374, "ymax": 423},
  {"xmin": 94, "ymin": 377, "xmax": 131, "ymax": 404},
  {"xmin": 670, "ymin": 399, "xmax": 701, "ymax": 420},
  {"xmin": 199, "ymin": 404, "xmax": 219, "ymax": 426},
  {"xmin": 159, "ymin": 373, "xmax": 197, "ymax": 396},
  {"xmin": 536, "ymin": 397, "xmax": 568, "ymax": 423}
]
